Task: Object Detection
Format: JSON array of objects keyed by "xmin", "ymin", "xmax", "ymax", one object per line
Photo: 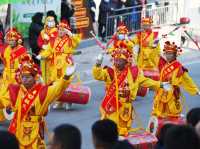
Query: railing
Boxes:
[{"xmin": 105, "ymin": 1, "xmax": 179, "ymax": 39}]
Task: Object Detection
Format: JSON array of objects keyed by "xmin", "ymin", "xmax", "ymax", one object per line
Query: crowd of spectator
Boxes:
[{"xmin": 0, "ymin": 107, "xmax": 200, "ymax": 149}]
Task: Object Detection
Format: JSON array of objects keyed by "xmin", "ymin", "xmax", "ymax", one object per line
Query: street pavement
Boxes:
[{"xmin": 0, "ymin": 40, "xmax": 200, "ymax": 149}]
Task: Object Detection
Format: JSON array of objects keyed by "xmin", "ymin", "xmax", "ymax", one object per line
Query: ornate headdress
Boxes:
[
  {"xmin": 163, "ymin": 41, "xmax": 182, "ymax": 54},
  {"xmin": 117, "ymin": 22, "xmax": 129, "ymax": 34},
  {"xmin": 5, "ymin": 28, "xmax": 23, "ymax": 44},
  {"xmin": 58, "ymin": 20, "xmax": 71, "ymax": 31},
  {"xmin": 15, "ymin": 55, "xmax": 40, "ymax": 84},
  {"xmin": 141, "ymin": 17, "xmax": 153, "ymax": 25}
]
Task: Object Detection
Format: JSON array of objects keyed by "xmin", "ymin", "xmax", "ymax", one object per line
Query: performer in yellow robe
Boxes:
[
  {"xmin": 0, "ymin": 56, "xmax": 75, "ymax": 149},
  {"xmin": 37, "ymin": 16, "xmax": 58, "ymax": 84},
  {"xmin": 152, "ymin": 41, "xmax": 200, "ymax": 118},
  {"xmin": 131, "ymin": 17, "xmax": 161, "ymax": 70},
  {"xmin": 92, "ymin": 42, "xmax": 169, "ymax": 136},
  {"xmin": 1, "ymin": 28, "xmax": 29, "ymax": 85},
  {"xmin": 37, "ymin": 20, "xmax": 80, "ymax": 84}
]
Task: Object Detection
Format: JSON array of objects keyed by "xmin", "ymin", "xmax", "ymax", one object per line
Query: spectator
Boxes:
[
  {"xmin": 186, "ymin": 107, "xmax": 200, "ymax": 127},
  {"xmin": 113, "ymin": 140, "xmax": 133, "ymax": 149},
  {"xmin": 92, "ymin": 119, "xmax": 119, "ymax": 149},
  {"xmin": 28, "ymin": 12, "xmax": 44, "ymax": 65},
  {"xmin": 164, "ymin": 125, "xmax": 200, "ymax": 149},
  {"xmin": 0, "ymin": 130, "xmax": 19, "ymax": 149},
  {"xmin": 87, "ymin": 0, "xmax": 98, "ymax": 35},
  {"xmin": 155, "ymin": 123, "xmax": 176, "ymax": 149},
  {"xmin": 48, "ymin": 124, "xmax": 81, "ymax": 149},
  {"xmin": 98, "ymin": 0, "xmax": 113, "ymax": 42},
  {"xmin": 47, "ymin": 10, "xmax": 59, "ymax": 26},
  {"xmin": 61, "ymin": 0, "xmax": 75, "ymax": 25}
]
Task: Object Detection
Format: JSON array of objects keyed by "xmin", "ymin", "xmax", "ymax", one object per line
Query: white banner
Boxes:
[{"xmin": 12, "ymin": 0, "xmax": 61, "ymax": 23}]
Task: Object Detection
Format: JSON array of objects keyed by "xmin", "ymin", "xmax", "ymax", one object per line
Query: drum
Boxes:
[
  {"xmin": 3, "ymin": 108, "xmax": 14, "ymax": 121},
  {"xmin": 147, "ymin": 116, "xmax": 185, "ymax": 135},
  {"xmin": 59, "ymin": 84, "xmax": 91, "ymax": 104},
  {"xmin": 143, "ymin": 69, "xmax": 160, "ymax": 81},
  {"xmin": 120, "ymin": 131, "xmax": 157, "ymax": 149}
]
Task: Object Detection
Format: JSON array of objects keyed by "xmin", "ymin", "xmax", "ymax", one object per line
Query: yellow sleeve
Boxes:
[
  {"xmin": 180, "ymin": 72, "xmax": 199, "ymax": 95},
  {"xmin": 131, "ymin": 34, "xmax": 139, "ymax": 45},
  {"xmin": 42, "ymin": 78, "xmax": 72, "ymax": 108},
  {"xmin": 39, "ymin": 43, "xmax": 53, "ymax": 58},
  {"xmin": 0, "ymin": 87, "xmax": 11, "ymax": 109},
  {"xmin": 63, "ymin": 34, "xmax": 81, "ymax": 54},
  {"xmin": 71, "ymin": 34, "xmax": 81, "ymax": 49},
  {"xmin": 138, "ymin": 71, "xmax": 160, "ymax": 90},
  {"xmin": 92, "ymin": 66, "xmax": 110, "ymax": 82}
]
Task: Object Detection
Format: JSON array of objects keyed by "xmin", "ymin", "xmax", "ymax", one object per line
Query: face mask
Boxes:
[
  {"xmin": 118, "ymin": 34, "xmax": 126, "ymax": 40},
  {"xmin": 47, "ymin": 21, "xmax": 55, "ymax": 28}
]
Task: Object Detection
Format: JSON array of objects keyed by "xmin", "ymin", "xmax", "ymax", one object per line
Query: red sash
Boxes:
[
  {"xmin": 101, "ymin": 67, "xmax": 129, "ymax": 114},
  {"xmin": 138, "ymin": 30, "xmax": 158, "ymax": 47},
  {"xmin": 161, "ymin": 61, "xmax": 182, "ymax": 81},
  {"xmin": 55, "ymin": 37, "xmax": 69, "ymax": 53},
  {"xmin": 8, "ymin": 83, "xmax": 43, "ymax": 134},
  {"xmin": 10, "ymin": 46, "xmax": 26, "ymax": 62}
]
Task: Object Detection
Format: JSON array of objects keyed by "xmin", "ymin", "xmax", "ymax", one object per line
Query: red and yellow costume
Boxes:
[
  {"xmin": 0, "ymin": 57, "xmax": 72, "ymax": 149},
  {"xmin": 152, "ymin": 41, "xmax": 200, "ymax": 117},
  {"xmin": 39, "ymin": 21, "xmax": 81, "ymax": 84},
  {"xmin": 92, "ymin": 42, "xmax": 161, "ymax": 136},
  {"xmin": 132, "ymin": 18, "xmax": 161, "ymax": 71},
  {"xmin": 1, "ymin": 28, "xmax": 28, "ymax": 84},
  {"xmin": 37, "ymin": 16, "xmax": 58, "ymax": 84}
]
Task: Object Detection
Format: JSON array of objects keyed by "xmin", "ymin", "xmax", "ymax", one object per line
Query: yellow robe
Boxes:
[
  {"xmin": 40, "ymin": 35, "xmax": 80, "ymax": 84},
  {"xmin": 92, "ymin": 65, "xmax": 160, "ymax": 135},
  {"xmin": 0, "ymin": 78, "xmax": 71, "ymax": 149},
  {"xmin": 132, "ymin": 31, "xmax": 161, "ymax": 70},
  {"xmin": 152, "ymin": 61, "xmax": 199, "ymax": 118},
  {"xmin": 2, "ymin": 45, "xmax": 27, "ymax": 84}
]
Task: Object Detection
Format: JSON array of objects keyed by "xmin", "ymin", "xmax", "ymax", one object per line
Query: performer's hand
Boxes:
[
  {"xmin": 44, "ymin": 33, "xmax": 50, "ymax": 40},
  {"xmin": 65, "ymin": 64, "xmax": 76, "ymax": 77},
  {"xmin": 161, "ymin": 82, "xmax": 172, "ymax": 91},
  {"xmin": 66, "ymin": 29, "xmax": 73, "ymax": 37},
  {"xmin": 42, "ymin": 44, "xmax": 48, "ymax": 50},
  {"xmin": 96, "ymin": 53, "xmax": 104, "ymax": 66},
  {"xmin": 36, "ymin": 55, "xmax": 42, "ymax": 60}
]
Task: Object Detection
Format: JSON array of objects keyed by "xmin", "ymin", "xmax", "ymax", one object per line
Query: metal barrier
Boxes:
[{"xmin": 105, "ymin": 1, "xmax": 179, "ymax": 39}]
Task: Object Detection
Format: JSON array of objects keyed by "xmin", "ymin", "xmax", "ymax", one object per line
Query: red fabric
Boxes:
[
  {"xmin": 176, "ymin": 66, "xmax": 188, "ymax": 78},
  {"xmin": 104, "ymin": 66, "xmax": 114, "ymax": 80},
  {"xmin": 130, "ymin": 66, "xmax": 139, "ymax": 81},
  {"xmin": 37, "ymin": 34, "xmax": 44, "ymax": 49},
  {"xmin": 158, "ymin": 57, "xmax": 167, "ymax": 72},
  {"xmin": 39, "ymin": 85, "xmax": 48, "ymax": 105},
  {"xmin": 8, "ymin": 84, "xmax": 20, "ymax": 106}
]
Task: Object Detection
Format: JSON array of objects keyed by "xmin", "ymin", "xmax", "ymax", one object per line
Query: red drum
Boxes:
[
  {"xmin": 137, "ymin": 87, "xmax": 149, "ymax": 97},
  {"xmin": 143, "ymin": 69, "xmax": 160, "ymax": 81},
  {"xmin": 59, "ymin": 84, "xmax": 91, "ymax": 104},
  {"xmin": 120, "ymin": 131, "xmax": 157, "ymax": 149},
  {"xmin": 147, "ymin": 116, "xmax": 185, "ymax": 136},
  {"xmin": 137, "ymin": 69, "xmax": 159, "ymax": 97}
]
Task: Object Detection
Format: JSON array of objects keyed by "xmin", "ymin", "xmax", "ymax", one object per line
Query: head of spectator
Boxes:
[
  {"xmin": 31, "ymin": 12, "xmax": 43, "ymax": 26},
  {"xmin": 186, "ymin": 107, "xmax": 200, "ymax": 127},
  {"xmin": 47, "ymin": 10, "xmax": 58, "ymax": 25},
  {"xmin": 195, "ymin": 121, "xmax": 200, "ymax": 139},
  {"xmin": 113, "ymin": 140, "xmax": 133, "ymax": 149},
  {"xmin": 0, "ymin": 130, "xmax": 19, "ymax": 149},
  {"xmin": 48, "ymin": 124, "xmax": 81, "ymax": 149},
  {"xmin": 155, "ymin": 123, "xmax": 176, "ymax": 149},
  {"xmin": 92, "ymin": 119, "xmax": 119, "ymax": 149},
  {"xmin": 164, "ymin": 125, "xmax": 200, "ymax": 149}
]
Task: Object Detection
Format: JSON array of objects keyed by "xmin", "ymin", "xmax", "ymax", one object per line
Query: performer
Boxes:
[
  {"xmin": 1, "ymin": 28, "xmax": 29, "ymax": 84},
  {"xmin": 152, "ymin": 41, "xmax": 200, "ymax": 118},
  {"xmin": 0, "ymin": 56, "xmax": 75, "ymax": 149},
  {"xmin": 37, "ymin": 16, "xmax": 58, "ymax": 50},
  {"xmin": 92, "ymin": 42, "xmax": 170, "ymax": 136},
  {"xmin": 132, "ymin": 17, "xmax": 161, "ymax": 71},
  {"xmin": 37, "ymin": 20, "xmax": 80, "ymax": 84}
]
